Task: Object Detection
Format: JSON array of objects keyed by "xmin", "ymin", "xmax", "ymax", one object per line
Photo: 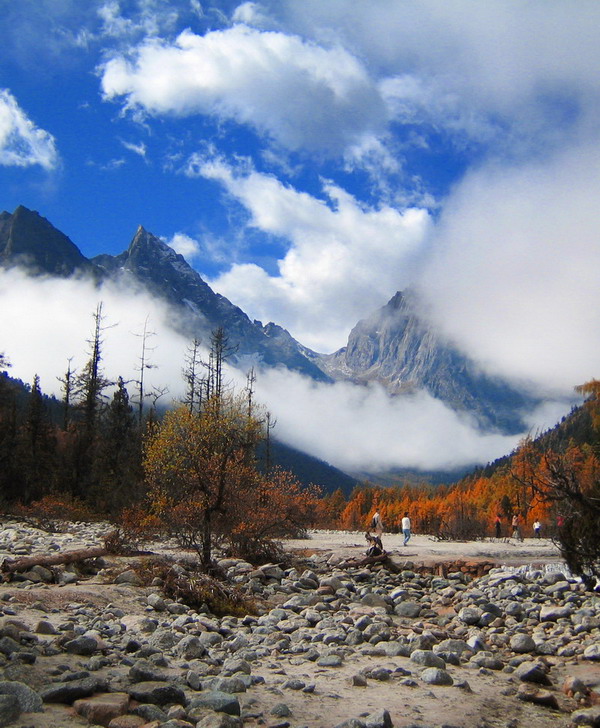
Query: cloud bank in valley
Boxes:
[
  {"xmin": 0, "ymin": 269, "xmax": 190, "ymax": 404},
  {"xmin": 0, "ymin": 267, "xmax": 521, "ymax": 473},
  {"xmin": 254, "ymin": 368, "xmax": 520, "ymax": 473}
]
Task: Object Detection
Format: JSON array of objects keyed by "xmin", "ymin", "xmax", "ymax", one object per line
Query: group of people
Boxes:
[
  {"xmin": 365, "ymin": 509, "xmax": 411, "ymax": 556},
  {"xmin": 494, "ymin": 513, "xmax": 542, "ymax": 540},
  {"xmin": 369, "ymin": 510, "xmax": 547, "ymax": 552}
]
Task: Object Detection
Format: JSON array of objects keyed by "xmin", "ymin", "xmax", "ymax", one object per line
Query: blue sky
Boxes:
[{"xmin": 2, "ymin": 0, "xmax": 600, "ymax": 471}]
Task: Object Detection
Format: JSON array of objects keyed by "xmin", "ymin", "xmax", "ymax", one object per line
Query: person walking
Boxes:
[
  {"xmin": 533, "ymin": 520, "xmax": 541, "ymax": 538},
  {"xmin": 371, "ymin": 509, "xmax": 384, "ymax": 538},
  {"xmin": 511, "ymin": 514, "xmax": 522, "ymax": 541},
  {"xmin": 401, "ymin": 512, "xmax": 411, "ymax": 546},
  {"xmin": 494, "ymin": 514, "xmax": 502, "ymax": 539}
]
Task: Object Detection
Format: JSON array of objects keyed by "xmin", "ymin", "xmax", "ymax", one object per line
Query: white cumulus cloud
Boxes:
[
  {"xmin": 165, "ymin": 232, "xmax": 201, "ymax": 261},
  {"xmin": 193, "ymin": 156, "xmax": 431, "ymax": 351},
  {"xmin": 100, "ymin": 24, "xmax": 387, "ymax": 153},
  {"xmin": 0, "ymin": 89, "xmax": 59, "ymax": 170},
  {"xmin": 269, "ymin": 0, "xmax": 600, "ymax": 153}
]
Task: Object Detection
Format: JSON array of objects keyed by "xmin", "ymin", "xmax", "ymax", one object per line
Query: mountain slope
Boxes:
[
  {"xmin": 92, "ymin": 225, "xmax": 330, "ymax": 381},
  {"xmin": 265, "ymin": 440, "xmax": 358, "ymax": 496},
  {"xmin": 0, "ymin": 206, "xmax": 94, "ymax": 277},
  {"xmin": 0, "ymin": 206, "xmax": 328, "ymax": 382},
  {"xmin": 1, "ymin": 205, "xmax": 537, "ymax": 439},
  {"xmin": 320, "ymin": 290, "xmax": 535, "ymax": 433}
]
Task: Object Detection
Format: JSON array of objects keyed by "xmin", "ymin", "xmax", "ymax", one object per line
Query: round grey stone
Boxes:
[
  {"xmin": 515, "ymin": 661, "xmax": 552, "ymax": 685},
  {"xmin": 0, "ymin": 681, "xmax": 43, "ymax": 712},
  {"xmin": 63, "ymin": 636, "xmax": 98, "ymax": 656},
  {"xmin": 127, "ymin": 681, "xmax": 187, "ymax": 706},
  {"xmin": 394, "ymin": 602, "xmax": 421, "ymax": 618},
  {"xmin": 0, "ymin": 694, "xmax": 20, "ymax": 727},
  {"xmin": 188, "ymin": 690, "xmax": 241, "ymax": 716},
  {"xmin": 458, "ymin": 607, "xmax": 483, "ymax": 625},
  {"xmin": 583, "ymin": 644, "xmax": 600, "ymax": 661},
  {"xmin": 317, "ymin": 654, "xmax": 343, "ymax": 667},
  {"xmin": 114, "ymin": 569, "xmax": 142, "ymax": 586},
  {"xmin": 570, "ymin": 706, "xmax": 600, "ymax": 726},
  {"xmin": 410, "ymin": 650, "xmax": 446, "ymax": 669},
  {"xmin": 510, "ymin": 633, "xmax": 536, "ymax": 653},
  {"xmin": 421, "ymin": 667, "xmax": 453, "ymax": 685},
  {"xmin": 271, "ymin": 702, "xmax": 292, "ymax": 717}
]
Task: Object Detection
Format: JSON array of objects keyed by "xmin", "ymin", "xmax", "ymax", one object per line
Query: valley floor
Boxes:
[
  {"xmin": 285, "ymin": 530, "xmax": 562, "ymax": 567},
  {"xmin": 0, "ymin": 524, "xmax": 598, "ymax": 728}
]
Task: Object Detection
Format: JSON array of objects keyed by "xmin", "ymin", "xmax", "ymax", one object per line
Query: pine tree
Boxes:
[
  {"xmin": 0, "ymin": 374, "xmax": 20, "ymax": 504},
  {"xmin": 19, "ymin": 374, "xmax": 56, "ymax": 503},
  {"xmin": 77, "ymin": 303, "xmax": 112, "ymax": 435},
  {"xmin": 92, "ymin": 377, "xmax": 143, "ymax": 515},
  {"xmin": 73, "ymin": 303, "xmax": 113, "ymax": 499},
  {"xmin": 57, "ymin": 358, "xmax": 77, "ymax": 431},
  {"xmin": 132, "ymin": 316, "xmax": 157, "ymax": 424},
  {"xmin": 203, "ymin": 327, "xmax": 237, "ymax": 408},
  {"xmin": 181, "ymin": 338, "xmax": 205, "ymax": 415}
]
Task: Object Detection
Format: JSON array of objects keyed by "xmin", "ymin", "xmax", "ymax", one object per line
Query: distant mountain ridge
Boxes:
[
  {"xmin": 0, "ymin": 207, "xmax": 328, "ymax": 382},
  {"xmin": 0, "ymin": 205, "xmax": 535, "ymax": 438}
]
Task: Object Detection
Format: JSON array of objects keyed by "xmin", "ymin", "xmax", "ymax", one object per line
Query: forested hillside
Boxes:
[
  {"xmin": 316, "ymin": 383, "xmax": 600, "ymax": 552},
  {"xmin": 0, "ymin": 321, "xmax": 355, "ymax": 522}
]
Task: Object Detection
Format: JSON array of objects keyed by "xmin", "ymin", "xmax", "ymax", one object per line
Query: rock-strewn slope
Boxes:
[{"xmin": 0, "ymin": 522, "xmax": 599, "ymax": 728}]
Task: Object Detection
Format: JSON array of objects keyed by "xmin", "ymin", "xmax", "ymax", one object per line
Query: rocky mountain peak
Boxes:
[
  {"xmin": 92, "ymin": 224, "xmax": 331, "ymax": 382},
  {"xmin": 320, "ymin": 288, "xmax": 535, "ymax": 433},
  {"xmin": 0, "ymin": 205, "xmax": 92, "ymax": 277},
  {"xmin": 0, "ymin": 205, "xmax": 536, "ymax": 436}
]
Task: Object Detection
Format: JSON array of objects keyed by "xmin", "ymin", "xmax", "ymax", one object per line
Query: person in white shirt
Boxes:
[{"xmin": 401, "ymin": 512, "xmax": 411, "ymax": 546}]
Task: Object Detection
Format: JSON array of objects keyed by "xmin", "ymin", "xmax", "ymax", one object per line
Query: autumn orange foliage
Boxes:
[
  {"xmin": 226, "ymin": 467, "xmax": 321, "ymax": 562},
  {"xmin": 143, "ymin": 400, "xmax": 320, "ymax": 567},
  {"xmin": 316, "ymin": 452, "xmax": 561, "ymax": 539},
  {"xmin": 316, "ymin": 391, "xmax": 600, "ymax": 548},
  {"xmin": 11, "ymin": 494, "xmax": 95, "ymax": 532}
]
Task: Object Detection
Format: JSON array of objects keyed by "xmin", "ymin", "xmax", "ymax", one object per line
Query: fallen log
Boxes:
[
  {"xmin": 1, "ymin": 546, "xmax": 108, "ymax": 576},
  {"xmin": 338, "ymin": 551, "xmax": 389, "ymax": 568}
]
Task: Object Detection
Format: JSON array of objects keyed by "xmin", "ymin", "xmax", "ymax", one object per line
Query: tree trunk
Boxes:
[
  {"xmin": 201, "ymin": 510, "xmax": 212, "ymax": 571},
  {"xmin": 1, "ymin": 546, "xmax": 107, "ymax": 575}
]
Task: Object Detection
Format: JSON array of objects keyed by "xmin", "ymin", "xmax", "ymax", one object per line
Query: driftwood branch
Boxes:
[
  {"xmin": 339, "ymin": 551, "xmax": 388, "ymax": 568},
  {"xmin": 1, "ymin": 547, "xmax": 108, "ymax": 576}
]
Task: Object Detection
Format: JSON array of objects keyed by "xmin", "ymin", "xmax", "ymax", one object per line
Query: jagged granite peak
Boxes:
[
  {"xmin": 0, "ymin": 205, "xmax": 93, "ymax": 277},
  {"xmin": 93, "ymin": 227, "xmax": 330, "ymax": 382},
  {"xmin": 320, "ymin": 289, "xmax": 536, "ymax": 433},
  {"xmin": 93, "ymin": 225, "xmax": 217, "ymax": 304}
]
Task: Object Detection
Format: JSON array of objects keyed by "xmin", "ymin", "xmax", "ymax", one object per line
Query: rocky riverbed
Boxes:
[{"xmin": 0, "ymin": 521, "xmax": 598, "ymax": 728}]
